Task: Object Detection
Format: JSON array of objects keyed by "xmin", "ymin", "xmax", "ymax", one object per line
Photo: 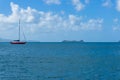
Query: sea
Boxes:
[{"xmin": 0, "ymin": 42, "xmax": 120, "ymax": 80}]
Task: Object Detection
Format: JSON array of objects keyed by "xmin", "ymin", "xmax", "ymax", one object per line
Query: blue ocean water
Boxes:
[{"xmin": 0, "ymin": 42, "xmax": 120, "ymax": 80}]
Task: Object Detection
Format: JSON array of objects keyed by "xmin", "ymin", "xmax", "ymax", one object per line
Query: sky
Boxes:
[{"xmin": 0, "ymin": 0, "xmax": 120, "ymax": 42}]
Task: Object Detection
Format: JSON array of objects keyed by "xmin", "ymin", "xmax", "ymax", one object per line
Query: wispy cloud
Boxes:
[
  {"xmin": 42, "ymin": 0, "xmax": 90, "ymax": 11},
  {"xmin": 72, "ymin": 0, "xmax": 90, "ymax": 11},
  {"xmin": 113, "ymin": 18, "xmax": 119, "ymax": 23},
  {"xmin": 80, "ymin": 19, "xmax": 103, "ymax": 30},
  {"xmin": 102, "ymin": 0, "xmax": 112, "ymax": 8},
  {"xmin": 116, "ymin": 0, "xmax": 120, "ymax": 11},
  {"xmin": 113, "ymin": 18, "xmax": 120, "ymax": 31},
  {"xmin": 43, "ymin": 0, "xmax": 61, "ymax": 5},
  {"xmin": 72, "ymin": 0, "xmax": 85, "ymax": 11},
  {"xmin": 85, "ymin": 0, "xmax": 90, "ymax": 4}
]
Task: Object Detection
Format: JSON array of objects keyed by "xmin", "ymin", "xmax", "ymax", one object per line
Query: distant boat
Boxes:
[{"xmin": 10, "ymin": 19, "xmax": 26, "ymax": 44}]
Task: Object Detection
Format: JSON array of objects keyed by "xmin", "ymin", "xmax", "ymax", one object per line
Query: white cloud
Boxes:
[
  {"xmin": 72, "ymin": 0, "xmax": 85, "ymax": 11},
  {"xmin": 102, "ymin": 0, "xmax": 112, "ymax": 8},
  {"xmin": 0, "ymin": 2, "xmax": 39, "ymax": 23},
  {"xmin": 43, "ymin": 0, "xmax": 61, "ymax": 4},
  {"xmin": 116, "ymin": 0, "xmax": 120, "ymax": 11},
  {"xmin": 0, "ymin": 2, "xmax": 103, "ymax": 39},
  {"xmin": 113, "ymin": 18, "xmax": 120, "ymax": 31},
  {"xmin": 80, "ymin": 19, "xmax": 103, "ymax": 30},
  {"xmin": 72, "ymin": 0, "xmax": 90, "ymax": 11},
  {"xmin": 0, "ymin": 2, "xmax": 19, "ymax": 23}
]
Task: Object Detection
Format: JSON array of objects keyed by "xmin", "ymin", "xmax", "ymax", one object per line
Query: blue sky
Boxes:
[{"xmin": 0, "ymin": 0, "xmax": 120, "ymax": 42}]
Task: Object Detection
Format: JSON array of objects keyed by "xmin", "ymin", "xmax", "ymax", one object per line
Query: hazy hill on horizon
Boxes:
[
  {"xmin": 0, "ymin": 38, "xmax": 39, "ymax": 42},
  {"xmin": 0, "ymin": 38, "xmax": 11, "ymax": 42}
]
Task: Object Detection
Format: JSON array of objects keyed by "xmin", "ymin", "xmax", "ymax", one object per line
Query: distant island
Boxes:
[
  {"xmin": 0, "ymin": 38, "xmax": 39, "ymax": 42},
  {"xmin": 62, "ymin": 40, "xmax": 84, "ymax": 42},
  {"xmin": 0, "ymin": 38, "xmax": 11, "ymax": 42}
]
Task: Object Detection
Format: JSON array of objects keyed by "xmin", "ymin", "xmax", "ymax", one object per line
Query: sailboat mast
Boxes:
[
  {"xmin": 10, "ymin": 19, "xmax": 26, "ymax": 44},
  {"xmin": 19, "ymin": 19, "xmax": 20, "ymax": 41}
]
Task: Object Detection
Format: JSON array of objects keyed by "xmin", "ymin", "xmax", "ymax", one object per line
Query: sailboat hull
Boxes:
[{"xmin": 10, "ymin": 42, "xmax": 26, "ymax": 44}]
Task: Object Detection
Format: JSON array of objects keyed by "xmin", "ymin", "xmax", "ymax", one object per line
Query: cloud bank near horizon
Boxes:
[{"xmin": 0, "ymin": 2, "xmax": 104, "ymax": 39}]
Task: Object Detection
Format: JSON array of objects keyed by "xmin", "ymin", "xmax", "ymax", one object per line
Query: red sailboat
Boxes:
[{"xmin": 10, "ymin": 19, "xmax": 26, "ymax": 44}]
